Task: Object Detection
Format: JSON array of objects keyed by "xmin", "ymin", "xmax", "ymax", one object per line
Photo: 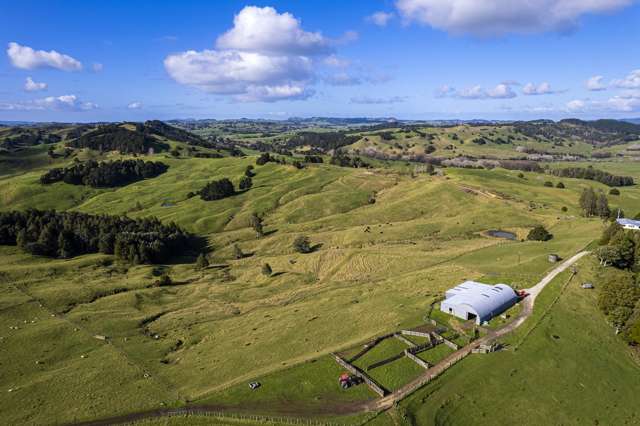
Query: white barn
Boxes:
[
  {"xmin": 440, "ymin": 281, "xmax": 519, "ymax": 325},
  {"xmin": 616, "ymin": 218, "xmax": 640, "ymax": 231}
]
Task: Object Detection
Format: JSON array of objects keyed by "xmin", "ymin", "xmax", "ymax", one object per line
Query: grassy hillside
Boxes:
[{"xmin": 0, "ymin": 141, "xmax": 638, "ymax": 425}]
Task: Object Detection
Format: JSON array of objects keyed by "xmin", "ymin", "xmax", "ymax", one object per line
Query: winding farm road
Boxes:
[{"xmin": 70, "ymin": 251, "xmax": 590, "ymax": 425}]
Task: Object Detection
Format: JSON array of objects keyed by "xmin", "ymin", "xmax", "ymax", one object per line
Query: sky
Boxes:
[{"xmin": 0, "ymin": 0, "xmax": 639, "ymax": 122}]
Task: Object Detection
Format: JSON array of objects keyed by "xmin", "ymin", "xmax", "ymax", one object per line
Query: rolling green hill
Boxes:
[{"xmin": 0, "ymin": 123, "xmax": 638, "ymax": 425}]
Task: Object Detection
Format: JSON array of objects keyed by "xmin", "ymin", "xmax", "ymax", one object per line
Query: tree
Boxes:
[
  {"xmin": 239, "ymin": 176, "xmax": 252, "ymax": 191},
  {"xmin": 599, "ymin": 222, "xmax": 623, "ymax": 246},
  {"xmin": 596, "ymin": 193, "xmax": 611, "ymax": 219},
  {"xmin": 608, "ymin": 232, "xmax": 635, "ymax": 269},
  {"xmin": 233, "ymin": 244, "xmax": 244, "ymax": 260},
  {"xmin": 156, "ymin": 273, "xmax": 173, "ymax": 286},
  {"xmin": 196, "ymin": 253, "xmax": 209, "ymax": 270},
  {"xmin": 261, "ymin": 263, "xmax": 272, "ymax": 277},
  {"xmin": 527, "ymin": 225, "xmax": 552, "ymax": 241},
  {"xmin": 245, "ymin": 165, "xmax": 255, "ymax": 177},
  {"xmin": 544, "ymin": 181, "xmax": 553, "ymax": 187},
  {"xmin": 579, "ymin": 187, "xmax": 597, "ymax": 217},
  {"xmin": 556, "ymin": 182, "xmax": 565, "ymax": 189},
  {"xmin": 249, "ymin": 213, "xmax": 264, "ymax": 238},
  {"xmin": 610, "ymin": 188, "xmax": 620, "ymax": 196},
  {"xmin": 293, "ymin": 235, "xmax": 312, "ymax": 253}
]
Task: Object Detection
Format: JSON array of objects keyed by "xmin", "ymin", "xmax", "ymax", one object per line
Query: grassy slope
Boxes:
[
  {"xmin": 373, "ymin": 257, "xmax": 640, "ymax": 426},
  {"xmin": 0, "ymin": 146, "xmax": 637, "ymax": 424}
]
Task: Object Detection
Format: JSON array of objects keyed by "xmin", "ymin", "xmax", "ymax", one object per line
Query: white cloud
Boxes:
[
  {"xmin": 323, "ymin": 55, "xmax": 350, "ymax": 68},
  {"xmin": 611, "ymin": 69, "xmax": 640, "ymax": 89},
  {"xmin": 367, "ymin": 11, "xmax": 395, "ymax": 26},
  {"xmin": 522, "ymin": 82, "xmax": 562, "ymax": 95},
  {"xmin": 566, "ymin": 92, "xmax": 640, "ymax": 113},
  {"xmin": 127, "ymin": 101, "xmax": 143, "ymax": 109},
  {"xmin": 350, "ymin": 95, "xmax": 407, "ymax": 104},
  {"xmin": 0, "ymin": 94, "xmax": 97, "ymax": 111},
  {"xmin": 324, "ymin": 72, "xmax": 362, "ymax": 86},
  {"xmin": 7, "ymin": 42, "xmax": 82, "ymax": 71},
  {"xmin": 586, "ymin": 75, "xmax": 606, "ymax": 91},
  {"xmin": 24, "ymin": 77, "xmax": 47, "ymax": 92},
  {"xmin": 440, "ymin": 83, "xmax": 517, "ymax": 99},
  {"xmin": 92, "ymin": 62, "xmax": 104, "ymax": 73},
  {"xmin": 164, "ymin": 50, "xmax": 313, "ymax": 99},
  {"xmin": 165, "ymin": 6, "xmax": 334, "ymax": 102},
  {"xmin": 216, "ymin": 6, "xmax": 330, "ymax": 55},
  {"xmin": 395, "ymin": 0, "xmax": 633, "ymax": 36}
]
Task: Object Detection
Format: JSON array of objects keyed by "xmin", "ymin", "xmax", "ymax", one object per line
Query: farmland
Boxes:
[{"xmin": 0, "ymin": 120, "xmax": 639, "ymax": 425}]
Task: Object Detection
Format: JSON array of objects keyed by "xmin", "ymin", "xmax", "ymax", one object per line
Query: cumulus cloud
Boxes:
[
  {"xmin": 611, "ymin": 69, "xmax": 640, "ymax": 89},
  {"xmin": 216, "ymin": 6, "xmax": 330, "ymax": 55},
  {"xmin": 586, "ymin": 75, "xmax": 606, "ymax": 91},
  {"xmin": 165, "ymin": 6, "xmax": 336, "ymax": 102},
  {"xmin": 7, "ymin": 42, "xmax": 82, "ymax": 71},
  {"xmin": 439, "ymin": 83, "xmax": 517, "ymax": 99},
  {"xmin": 395, "ymin": 0, "xmax": 633, "ymax": 36},
  {"xmin": 24, "ymin": 77, "xmax": 47, "ymax": 92},
  {"xmin": 350, "ymin": 95, "xmax": 407, "ymax": 104},
  {"xmin": 127, "ymin": 101, "xmax": 142, "ymax": 109},
  {"xmin": 522, "ymin": 82, "xmax": 563, "ymax": 95},
  {"xmin": 367, "ymin": 11, "xmax": 395, "ymax": 26},
  {"xmin": 164, "ymin": 49, "xmax": 314, "ymax": 101},
  {"xmin": 0, "ymin": 94, "xmax": 97, "ymax": 111}
]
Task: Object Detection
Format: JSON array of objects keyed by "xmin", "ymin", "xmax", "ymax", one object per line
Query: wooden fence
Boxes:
[{"xmin": 332, "ymin": 354, "xmax": 388, "ymax": 397}]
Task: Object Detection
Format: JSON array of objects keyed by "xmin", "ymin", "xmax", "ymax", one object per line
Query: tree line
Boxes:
[
  {"xmin": 40, "ymin": 159, "xmax": 168, "ymax": 188},
  {"xmin": 0, "ymin": 210, "xmax": 192, "ymax": 264},
  {"xmin": 551, "ymin": 167, "xmax": 634, "ymax": 187}
]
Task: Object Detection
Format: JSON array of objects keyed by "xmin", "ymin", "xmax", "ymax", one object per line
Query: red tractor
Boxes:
[{"xmin": 338, "ymin": 373, "xmax": 361, "ymax": 389}]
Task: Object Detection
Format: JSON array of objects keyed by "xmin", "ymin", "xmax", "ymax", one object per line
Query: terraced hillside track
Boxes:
[{"xmin": 68, "ymin": 251, "xmax": 589, "ymax": 425}]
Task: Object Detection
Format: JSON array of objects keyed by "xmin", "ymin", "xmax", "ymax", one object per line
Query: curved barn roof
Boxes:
[{"xmin": 444, "ymin": 282, "xmax": 518, "ymax": 322}]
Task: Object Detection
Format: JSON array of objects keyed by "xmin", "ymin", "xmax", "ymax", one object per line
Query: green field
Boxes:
[{"xmin": 0, "ymin": 137, "xmax": 639, "ymax": 425}]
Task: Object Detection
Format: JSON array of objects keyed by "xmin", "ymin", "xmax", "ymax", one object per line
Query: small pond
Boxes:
[{"xmin": 486, "ymin": 230, "xmax": 517, "ymax": 240}]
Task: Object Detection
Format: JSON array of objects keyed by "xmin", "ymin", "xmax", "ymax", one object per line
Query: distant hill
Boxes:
[{"xmin": 622, "ymin": 118, "xmax": 640, "ymax": 125}]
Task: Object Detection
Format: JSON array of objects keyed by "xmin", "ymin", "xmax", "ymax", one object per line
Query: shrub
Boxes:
[
  {"xmin": 609, "ymin": 188, "xmax": 620, "ymax": 196},
  {"xmin": 556, "ymin": 182, "xmax": 565, "ymax": 189},
  {"xmin": 293, "ymin": 236, "xmax": 312, "ymax": 253},
  {"xmin": 527, "ymin": 225, "xmax": 553, "ymax": 241},
  {"xmin": 233, "ymin": 244, "xmax": 244, "ymax": 260},
  {"xmin": 239, "ymin": 176, "xmax": 252, "ymax": 190},
  {"xmin": 261, "ymin": 263, "xmax": 272, "ymax": 277},
  {"xmin": 195, "ymin": 253, "xmax": 209, "ymax": 270},
  {"xmin": 544, "ymin": 181, "xmax": 553, "ymax": 187},
  {"xmin": 561, "ymin": 206, "xmax": 568, "ymax": 212}
]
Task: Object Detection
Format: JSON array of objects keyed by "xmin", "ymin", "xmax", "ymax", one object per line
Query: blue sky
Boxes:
[{"xmin": 1, "ymin": 0, "xmax": 639, "ymax": 121}]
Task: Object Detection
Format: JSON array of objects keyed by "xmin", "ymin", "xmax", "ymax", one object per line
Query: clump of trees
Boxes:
[
  {"xmin": 595, "ymin": 223, "xmax": 640, "ymax": 345},
  {"xmin": 579, "ymin": 188, "xmax": 611, "ymax": 218},
  {"xmin": 40, "ymin": 159, "xmax": 168, "ymax": 188},
  {"xmin": 551, "ymin": 167, "xmax": 634, "ymax": 187},
  {"xmin": 526, "ymin": 225, "xmax": 553, "ymax": 241},
  {"xmin": 199, "ymin": 178, "xmax": 235, "ymax": 201},
  {"xmin": 239, "ymin": 176, "xmax": 252, "ymax": 190},
  {"xmin": 0, "ymin": 210, "xmax": 191, "ymax": 263},
  {"xmin": 330, "ymin": 152, "xmax": 370, "ymax": 168},
  {"xmin": 67, "ymin": 124, "xmax": 169, "ymax": 154}
]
